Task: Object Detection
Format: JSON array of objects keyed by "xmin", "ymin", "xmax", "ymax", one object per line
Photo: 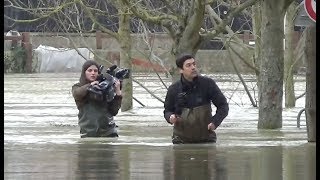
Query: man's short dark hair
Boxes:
[{"xmin": 176, "ymin": 54, "xmax": 195, "ymax": 69}]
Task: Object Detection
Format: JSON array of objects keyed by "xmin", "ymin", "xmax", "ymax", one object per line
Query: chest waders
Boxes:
[
  {"xmin": 172, "ymin": 104, "xmax": 216, "ymax": 144},
  {"xmin": 78, "ymin": 102, "xmax": 117, "ymax": 138}
]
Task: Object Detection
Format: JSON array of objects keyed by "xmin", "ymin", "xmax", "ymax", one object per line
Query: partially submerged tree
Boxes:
[
  {"xmin": 114, "ymin": 0, "xmax": 133, "ymax": 111},
  {"xmin": 252, "ymin": 0, "xmax": 261, "ymax": 92},
  {"xmin": 284, "ymin": 1, "xmax": 299, "ymax": 108},
  {"xmin": 258, "ymin": 0, "xmax": 294, "ymax": 129},
  {"xmin": 304, "ymin": 25, "xmax": 316, "ymax": 142}
]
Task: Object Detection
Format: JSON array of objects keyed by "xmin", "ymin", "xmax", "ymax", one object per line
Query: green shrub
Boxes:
[{"xmin": 4, "ymin": 46, "xmax": 26, "ymax": 73}]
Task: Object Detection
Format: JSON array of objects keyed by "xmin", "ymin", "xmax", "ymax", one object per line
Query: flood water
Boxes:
[{"xmin": 4, "ymin": 73, "xmax": 315, "ymax": 180}]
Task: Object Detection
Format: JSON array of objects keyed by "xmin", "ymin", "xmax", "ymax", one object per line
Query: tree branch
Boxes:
[{"xmin": 201, "ymin": 0, "xmax": 258, "ymax": 39}]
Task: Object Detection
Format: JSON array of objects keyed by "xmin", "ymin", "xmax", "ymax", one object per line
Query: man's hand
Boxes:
[
  {"xmin": 169, "ymin": 114, "xmax": 179, "ymax": 124},
  {"xmin": 208, "ymin": 122, "xmax": 216, "ymax": 131}
]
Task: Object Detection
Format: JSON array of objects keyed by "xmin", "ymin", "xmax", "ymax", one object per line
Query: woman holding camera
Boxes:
[{"xmin": 72, "ymin": 60, "xmax": 122, "ymax": 138}]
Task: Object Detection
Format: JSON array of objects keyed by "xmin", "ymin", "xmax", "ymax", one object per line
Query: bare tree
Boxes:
[
  {"xmin": 252, "ymin": 0, "xmax": 261, "ymax": 93},
  {"xmin": 258, "ymin": 0, "xmax": 294, "ymax": 129},
  {"xmin": 304, "ymin": 25, "xmax": 316, "ymax": 142},
  {"xmin": 120, "ymin": 0, "xmax": 258, "ymax": 81},
  {"xmin": 205, "ymin": 4, "xmax": 258, "ymax": 107},
  {"xmin": 284, "ymin": 1, "xmax": 299, "ymax": 108}
]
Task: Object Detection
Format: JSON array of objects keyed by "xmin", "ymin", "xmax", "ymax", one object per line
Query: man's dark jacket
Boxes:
[{"xmin": 163, "ymin": 75, "xmax": 229, "ymax": 142}]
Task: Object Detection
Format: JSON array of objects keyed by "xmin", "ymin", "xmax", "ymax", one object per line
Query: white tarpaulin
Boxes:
[{"xmin": 33, "ymin": 45, "xmax": 91, "ymax": 73}]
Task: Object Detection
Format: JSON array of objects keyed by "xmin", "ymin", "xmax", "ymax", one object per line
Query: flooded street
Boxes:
[{"xmin": 4, "ymin": 73, "xmax": 315, "ymax": 180}]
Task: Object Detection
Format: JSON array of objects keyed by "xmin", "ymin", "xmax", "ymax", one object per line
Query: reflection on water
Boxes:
[
  {"xmin": 76, "ymin": 143, "xmax": 120, "ymax": 179},
  {"xmin": 4, "ymin": 73, "xmax": 315, "ymax": 179},
  {"xmin": 4, "ymin": 142, "xmax": 315, "ymax": 180}
]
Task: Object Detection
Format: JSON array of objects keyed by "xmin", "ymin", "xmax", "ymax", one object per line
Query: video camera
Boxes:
[
  {"xmin": 87, "ymin": 64, "xmax": 130, "ymax": 102},
  {"xmin": 97, "ymin": 64, "xmax": 130, "ymax": 82}
]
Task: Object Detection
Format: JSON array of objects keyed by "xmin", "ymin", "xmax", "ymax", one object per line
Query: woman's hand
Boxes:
[
  {"xmin": 90, "ymin": 81, "xmax": 99, "ymax": 86},
  {"xmin": 114, "ymin": 79, "xmax": 122, "ymax": 96}
]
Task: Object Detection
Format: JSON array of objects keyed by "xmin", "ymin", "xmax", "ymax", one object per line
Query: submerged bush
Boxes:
[{"xmin": 4, "ymin": 46, "xmax": 26, "ymax": 73}]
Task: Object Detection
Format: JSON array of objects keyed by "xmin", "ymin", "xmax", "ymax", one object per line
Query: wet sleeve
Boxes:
[
  {"xmin": 163, "ymin": 86, "xmax": 176, "ymax": 124},
  {"xmin": 72, "ymin": 83, "xmax": 90, "ymax": 101},
  {"xmin": 208, "ymin": 78, "xmax": 229, "ymax": 128},
  {"xmin": 108, "ymin": 95, "xmax": 122, "ymax": 116}
]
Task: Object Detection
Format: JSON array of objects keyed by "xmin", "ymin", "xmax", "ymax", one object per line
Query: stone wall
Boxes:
[{"xmin": 5, "ymin": 32, "xmax": 302, "ymax": 74}]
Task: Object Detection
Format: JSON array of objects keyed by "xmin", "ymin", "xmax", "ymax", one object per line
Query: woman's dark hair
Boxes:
[
  {"xmin": 176, "ymin": 54, "xmax": 195, "ymax": 69},
  {"xmin": 79, "ymin": 60, "xmax": 99, "ymax": 85}
]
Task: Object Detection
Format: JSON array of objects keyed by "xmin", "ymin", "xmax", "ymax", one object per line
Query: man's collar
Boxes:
[{"xmin": 180, "ymin": 74, "xmax": 198, "ymax": 84}]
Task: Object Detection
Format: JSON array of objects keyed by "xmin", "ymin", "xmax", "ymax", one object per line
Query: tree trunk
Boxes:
[
  {"xmin": 258, "ymin": 0, "xmax": 286, "ymax": 129},
  {"xmin": 252, "ymin": 1, "xmax": 262, "ymax": 93},
  {"xmin": 284, "ymin": 2, "xmax": 298, "ymax": 108},
  {"xmin": 305, "ymin": 25, "xmax": 316, "ymax": 142},
  {"xmin": 118, "ymin": 7, "xmax": 133, "ymax": 111}
]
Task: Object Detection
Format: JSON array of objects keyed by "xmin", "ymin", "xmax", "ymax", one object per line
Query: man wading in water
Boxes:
[{"xmin": 163, "ymin": 54, "xmax": 229, "ymax": 144}]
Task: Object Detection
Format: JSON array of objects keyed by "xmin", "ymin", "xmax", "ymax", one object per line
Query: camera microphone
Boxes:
[{"xmin": 107, "ymin": 65, "xmax": 118, "ymax": 73}]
